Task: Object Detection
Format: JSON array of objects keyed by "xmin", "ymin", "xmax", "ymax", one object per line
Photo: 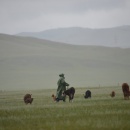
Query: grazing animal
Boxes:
[
  {"xmin": 24, "ymin": 94, "xmax": 33, "ymax": 104},
  {"xmin": 110, "ymin": 91, "xmax": 115, "ymax": 97},
  {"xmin": 52, "ymin": 94, "xmax": 56, "ymax": 101},
  {"xmin": 122, "ymin": 83, "xmax": 130, "ymax": 100},
  {"xmin": 63, "ymin": 87, "xmax": 75, "ymax": 102},
  {"xmin": 84, "ymin": 90, "xmax": 91, "ymax": 98}
]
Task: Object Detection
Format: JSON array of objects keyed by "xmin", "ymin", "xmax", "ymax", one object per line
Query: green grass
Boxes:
[{"xmin": 0, "ymin": 86, "xmax": 130, "ymax": 130}]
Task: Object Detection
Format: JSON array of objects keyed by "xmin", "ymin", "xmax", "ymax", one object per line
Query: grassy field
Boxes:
[{"xmin": 0, "ymin": 86, "xmax": 130, "ymax": 130}]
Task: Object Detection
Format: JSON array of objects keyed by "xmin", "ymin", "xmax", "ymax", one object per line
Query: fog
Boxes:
[{"xmin": 0, "ymin": 0, "xmax": 130, "ymax": 34}]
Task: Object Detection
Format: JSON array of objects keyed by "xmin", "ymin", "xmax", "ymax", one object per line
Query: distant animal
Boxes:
[
  {"xmin": 84, "ymin": 90, "xmax": 91, "ymax": 98},
  {"xmin": 122, "ymin": 83, "xmax": 130, "ymax": 100},
  {"xmin": 52, "ymin": 94, "xmax": 56, "ymax": 101},
  {"xmin": 110, "ymin": 91, "xmax": 115, "ymax": 97},
  {"xmin": 63, "ymin": 87, "xmax": 75, "ymax": 102},
  {"xmin": 24, "ymin": 94, "xmax": 33, "ymax": 104}
]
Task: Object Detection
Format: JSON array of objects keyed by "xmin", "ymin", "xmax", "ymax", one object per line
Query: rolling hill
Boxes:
[
  {"xmin": 17, "ymin": 25, "xmax": 130, "ymax": 48},
  {"xmin": 0, "ymin": 34, "xmax": 130, "ymax": 90}
]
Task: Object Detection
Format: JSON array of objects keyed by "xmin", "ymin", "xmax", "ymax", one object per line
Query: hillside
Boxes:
[
  {"xmin": 17, "ymin": 25, "xmax": 130, "ymax": 48},
  {"xmin": 0, "ymin": 34, "xmax": 130, "ymax": 90}
]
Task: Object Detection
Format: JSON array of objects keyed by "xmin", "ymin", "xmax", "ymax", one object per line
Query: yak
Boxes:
[
  {"xmin": 51, "ymin": 94, "xmax": 56, "ymax": 101},
  {"xmin": 122, "ymin": 83, "xmax": 130, "ymax": 100},
  {"xmin": 63, "ymin": 87, "xmax": 75, "ymax": 102},
  {"xmin": 24, "ymin": 94, "xmax": 33, "ymax": 104},
  {"xmin": 110, "ymin": 91, "xmax": 115, "ymax": 97},
  {"xmin": 84, "ymin": 90, "xmax": 91, "ymax": 98}
]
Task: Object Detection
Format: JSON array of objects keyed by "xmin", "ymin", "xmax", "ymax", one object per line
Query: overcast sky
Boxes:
[{"xmin": 0, "ymin": 0, "xmax": 130, "ymax": 34}]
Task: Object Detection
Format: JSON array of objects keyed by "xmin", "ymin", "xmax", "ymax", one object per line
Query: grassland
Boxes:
[{"xmin": 0, "ymin": 86, "xmax": 130, "ymax": 130}]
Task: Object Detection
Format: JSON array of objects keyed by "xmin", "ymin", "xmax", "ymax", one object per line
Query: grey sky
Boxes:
[{"xmin": 0, "ymin": 0, "xmax": 130, "ymax": 34}]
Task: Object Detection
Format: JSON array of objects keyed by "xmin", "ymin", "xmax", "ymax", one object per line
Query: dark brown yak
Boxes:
[
  {"xmin": 110, "ymin": 91, "xmax": 115, "ymax": 97},
  {"xmin": 122, "ymin": 83, "xmax": 130, "ymax": 100},
  {"xmin": 24, "ymin": 94, "xmax": 33, "ymax": 104},
  {"xmin": 63, "ymin": 87, "xmax": 75, "ymax": 102}
]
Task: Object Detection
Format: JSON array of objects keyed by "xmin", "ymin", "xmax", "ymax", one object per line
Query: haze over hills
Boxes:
[
  {"xmin": 0, "ymin": 33, "xmax": 130, "ymax": 90},
  {"xmin": 17, "ymin": 25, "xmax": 130, "ymax": 48}
]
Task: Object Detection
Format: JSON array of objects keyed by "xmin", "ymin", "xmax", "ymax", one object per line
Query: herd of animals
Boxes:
[{"xmin": 24, "ymin": 83, "xmax": 130, "ymax": 104}]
